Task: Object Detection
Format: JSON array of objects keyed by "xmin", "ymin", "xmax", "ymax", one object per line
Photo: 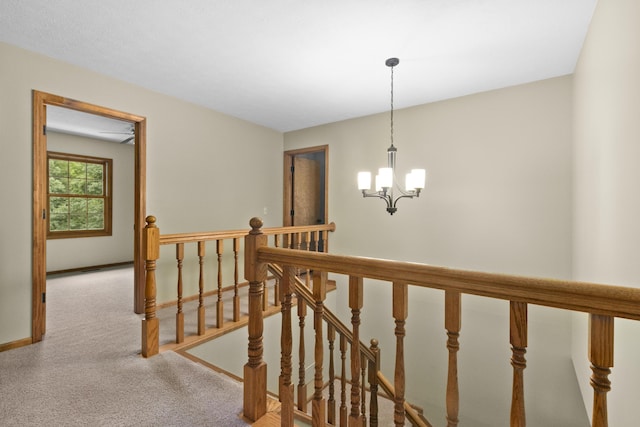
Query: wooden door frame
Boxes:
[
  {"xmin": 283, "ymin": 145, "xmax": 328, "ymax": 227},
  {"xmin": 32, "ymin": 90, "xmax": 147, "ymax": 342}
]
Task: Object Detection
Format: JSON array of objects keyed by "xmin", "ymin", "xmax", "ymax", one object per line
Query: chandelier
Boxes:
[{"xmin": 357, "ymin": 57, "xmax": 426, "ymax": 215}]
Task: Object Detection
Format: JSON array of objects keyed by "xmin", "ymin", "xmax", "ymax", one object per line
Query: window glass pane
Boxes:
[
  {"xmin": 87, "ymin": 213, "xmax": 104, "ymax": 229},
  {"xmin": 69, "ymin": 161, "xmax": 86, "ymax": 179},
  {"xmin": 70, "ymin": 214, "xmax": 88, "ymax": 230},
  {"xmin": 86, "ymin": 163, "xmax": 103, "ymax": 180},
  {"xmin": 70, "ymin": 198, "xmax": 87, "ymax": 214},
  {"xmin": 50, "ymin": 197, "xmax": 69, "ymax": 213},
  {"xmin": 49, "ymin": 177, "xmax": 69, "ymax": 194},
  {"xmin": 87, "ymin": 198, "xmax": 104, "ymax": 213},
  {"xmin": 50, "ymin": 213, "xmax": 68, "ymax": 231},
  {"xmin": 86, "ymin": 180, "xmax": 103, "ymax": 195},
  {"xmin": 69, "ymin": 179, "xmax": 86, "ymax": 195},
  {"xmin": 49, "ymin": 159, "xmax": 68, "ymax": 178}
]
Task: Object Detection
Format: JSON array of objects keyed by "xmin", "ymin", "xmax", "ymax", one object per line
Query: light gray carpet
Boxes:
[{"xmin": 0, "ymin": 266, "xmax": 249, "ymax": 427}]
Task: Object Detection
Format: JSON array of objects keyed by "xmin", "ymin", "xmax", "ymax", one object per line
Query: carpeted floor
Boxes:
[{"xmin": 0, "ymin": 266, "xmax": 249, "ymax": 427}]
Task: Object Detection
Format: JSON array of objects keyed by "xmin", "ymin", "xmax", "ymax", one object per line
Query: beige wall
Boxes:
[
  {"xmin": 285, "ymin": 76, "xmax": 587, "ymax": 425},
  {"xmin": 572, "ymin": 0, "xmax": 640, "ymax": 425},
  {"xmin": 46, "ymin": 132, "xmax": 135, "ymax": 272},
  {"xmin": 0, "ymin": 41, "xmax": 283, "ymax": 345}
]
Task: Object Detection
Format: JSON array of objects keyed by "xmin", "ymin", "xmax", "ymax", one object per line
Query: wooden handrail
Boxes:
[
  {"xmin": 256, "ymin": 247, "xmax": 640, "ymax": 320},
  {"xmin": 159, "ymin": 222, "xmax": 336, "ymax": 245}
]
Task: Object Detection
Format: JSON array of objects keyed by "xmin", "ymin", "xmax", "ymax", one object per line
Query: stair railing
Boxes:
[
  {"xmin": 243, "ymin": 217, "xmax": 640, "ymax": 427},
  {"xmin": 269, "ymin": 263, "xmax": 430, "ymax": 426},
  {"xmin": 141, "ymin": 215, "xmax": 335, "ymax": 357}
]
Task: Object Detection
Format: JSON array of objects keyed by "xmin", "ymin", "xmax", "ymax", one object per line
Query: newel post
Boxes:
[
  {"xmin": 141, "ymin": 215, "xmax": 159, "ymax": 358},
  {"xmin": 243, "ymin": 217, "xmax": 268, "ymax": 422}
]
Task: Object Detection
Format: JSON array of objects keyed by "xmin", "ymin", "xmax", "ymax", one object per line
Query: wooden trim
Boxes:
[
  {"xmin": 283, "ymin": 145, "xmax": 329, "ymax": 227},
  {"xmin": 46, "ymin": 261, "xmax": 134, "ymax": 276},
  {"xmin": 32, "ymin": 90, "xmax": 147, "ymax": 344},
  {"xmin": 0, "ymin": 337, "xmax": 33, "ymax": 353}
]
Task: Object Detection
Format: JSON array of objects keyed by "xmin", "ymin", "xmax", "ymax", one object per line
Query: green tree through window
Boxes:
[{"xmin": 47, "ymin": 152, "xmax": 112, "ymax": 238}]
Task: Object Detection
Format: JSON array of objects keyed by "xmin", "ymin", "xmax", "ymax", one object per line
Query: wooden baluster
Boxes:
[
  {"xmin": 216, "ymin": 240, "xmax": 224, "ymax": 329},
  {"xmin": 369, "ymin": 339, "xmax": 380, "ymax": 427},
  {"xmin": 312, "ymin": 270, "xmax": 327, "ymax": 426},
  {"xmin": 142, "ymin": 216, "xmax": 159, "ymax": 358},
  {"xmin": 176, "ymin": 243, "xmax": 185, "ymax": 344},
  {"xmin": 349, "ymin": 275, "xmax": 364, "ymax": 427},
  {"xmin": 297, "ymin": 299, "xmax": 307, "ymax": 411},
  {"xmin": 589, "ymin": 314, "xmax": 614, "ymax": 427},
  {"xmin": 274, "ymin": 276, "xmax": 281, "ymax": 307},
  {"xmin": 295, "ymin": 232, "xmax": 302, "ymax": 251},
  {"xmin": 322, "ymin": 229, "xmax": 329, "ymax": 252},
  {"xmin": 327, "ymin": 324, "xmax": 337, "ymax": 425},
  {"xmin": 510, "ymin": 301, "xmax": 528, "ymax": 427},
  {"xmin": 392, "ymin": 282, "xmax": 408, "ymax": 427},
  {"xmin": 361, "ymin": 353, "xmax": 367, "ymax": 425},
  {"xmin": 274, "ymin": 234, "xmax": 281, "ymax": 248},
  {"xmin": 304, "ymin": 231, "xmax": 312, "ymax": 283},
  {"xmin": 197, "ymin": 241, "xmax": 206, "ymax": 335},
  {"xmin": 445, "ymin": 290, "xmax": 461, "ymax": 427},
  {"xmin": 233, "ymin": 237, "xmax": 241, "ymax": 322},
  {"xmin": 262, "ymin": 280, "xmax": 269, "ymax": 311},
  {"xmin": 243, "ymin": 217, "xmax": 268, "ymax": 422},
  {"xmin": 280, "ymin": 265, "xmax": 295, "ymax": 427},
  {"xmin": 340, "ymin": 334, "xmax": 348, "ymax": 426}
]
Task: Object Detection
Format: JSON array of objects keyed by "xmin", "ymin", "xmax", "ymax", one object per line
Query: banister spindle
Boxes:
[
  {"xmin": 142, "ymin": 216, "xmax": 159, "ymax": 358},
  {"xmin": 176, "ymin": 243, "xmax": 185, "ymax": 344},
  {"xmin": 197, "ymin": 240, "xmax": 206, "ymax": 335},
  {"xmin": 349, "ymin": 275, "xmax": 364, "ymax": 426},
  {"xmin": 392, "ymin": 282, "xmax": 408, "ymax": 427},
  {"xmin": 216, "ymin": 240, "xmax": 224, "ymax": 329},
  {"xmin": 312, "ymin": 270, "xmax": 328, "ymax": 426},
  {"xmin": 280, "ymin": 265, "xmax": 295, "ymax": 427},
  {"xmin": 589, "ymin": 314, "xmax": 614, "ymax": 427},
  {"xmin": 340, "ymin": 334, "xmax": 348, "ymax": 426},
  {"xmin": 369, "ymin": 339, "xmax": 380, "ymax": 427},
  {"xmin": 233, "ymin": 237, "xmax": 240, "ymax": 322},
  {"xmin": 328, "ymin": 324, "xmax": 337, "ymax": 425},
  {"xmin": 445, "ymin": 290, "xmax": 461, "ymax": 427},
  {"xmin": 510, "ymin": 301, "xmax": 528, "ymax": 427},
  {"xmin": 243, "ymin": 217, "xmax": 268, "ymax": 422},
  {"xmin": 361, "ymin": 353, "xmax": 367, "ymax": 425},
  {"xmin": 262, "ymin": 279, "xmax": 269, "ymax": 311},
  {"xmin": 297, "ymin": 300, "xmax": 307, "ymax": 411}
]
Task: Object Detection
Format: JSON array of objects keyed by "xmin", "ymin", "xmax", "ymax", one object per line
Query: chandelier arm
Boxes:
[{"xmin": 391, "ymin": 193, "xmax": 420, "ymax": 209}]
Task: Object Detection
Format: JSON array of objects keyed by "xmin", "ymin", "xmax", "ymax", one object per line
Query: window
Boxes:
[{"xmin": 47, "ymin": 151, "xmax": 112, "ymax": 239}]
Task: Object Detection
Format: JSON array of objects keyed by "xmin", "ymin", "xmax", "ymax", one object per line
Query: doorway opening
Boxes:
[
  {"xmin": 32, "ymin": 90, "xmax": 147, "ymax": 343},
  {"xmin": 283, "ymin": 145, "xmax": 328, "ymax": 227}
]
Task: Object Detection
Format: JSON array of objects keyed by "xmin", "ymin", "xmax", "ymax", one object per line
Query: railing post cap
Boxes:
[
  {"xmin": 370, "ymin": 338, "xmax": 379, "ymax": 348},
  {"xmin": 146, "ymin": 215, "xmax": 157, "ymax": 225},
  {"xmin": 249, "ymin": 217, "xmax": 263, "ymax": 233}
]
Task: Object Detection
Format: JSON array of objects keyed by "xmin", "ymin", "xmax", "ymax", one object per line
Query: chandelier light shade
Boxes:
[{"xmin": 357, "ymin": 57, "xmax": 426, "ymax": 215}]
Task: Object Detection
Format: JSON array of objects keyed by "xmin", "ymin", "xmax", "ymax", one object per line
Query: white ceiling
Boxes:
[{"xmin": 0, "ymin": 0, "xmax": 597, "ymax": 132}]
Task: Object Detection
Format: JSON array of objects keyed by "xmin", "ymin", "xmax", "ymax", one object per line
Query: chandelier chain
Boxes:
[{"xmin": 390, "ymin": 64, "xmax": 394, "ymax": 147}]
